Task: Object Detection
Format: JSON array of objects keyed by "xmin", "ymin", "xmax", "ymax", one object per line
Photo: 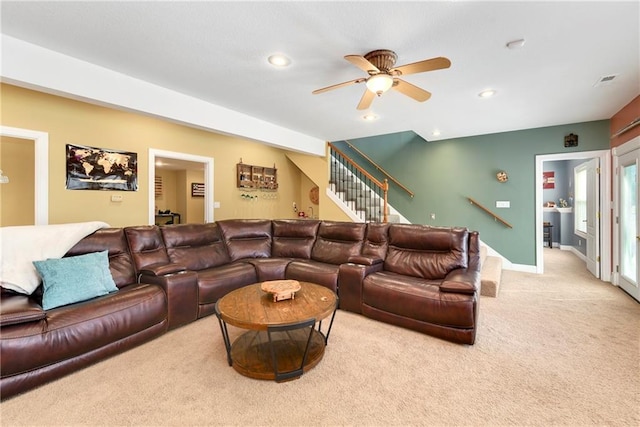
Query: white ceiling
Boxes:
[{"xmin": 1, "ymin": 1, "xmax": 638, "ymax": 144}]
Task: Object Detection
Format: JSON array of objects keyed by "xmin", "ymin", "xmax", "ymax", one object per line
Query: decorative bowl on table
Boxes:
[{"xmin": 261, "ymin": 279, "xmax": 301, "ymax": 302}]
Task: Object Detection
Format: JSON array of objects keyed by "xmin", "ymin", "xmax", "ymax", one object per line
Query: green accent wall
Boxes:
[{"xmin": 334, "ymin": 120, "xmax": 610, "ymax": 266}]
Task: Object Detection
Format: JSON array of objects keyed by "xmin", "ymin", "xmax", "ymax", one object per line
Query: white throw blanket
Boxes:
[{"xmin": 0, "ymin": 221, "xmax": 110, "ymax": 295}]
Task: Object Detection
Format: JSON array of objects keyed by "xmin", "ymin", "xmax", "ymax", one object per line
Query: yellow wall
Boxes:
[
  {"xmin": 0, "ymin": 135, "xmax": 35, "ymax": 226},
  {"xmin": 154, "ymin": 170, "xmax": 177, "ymax": 214},
  {"xmin": 1, "ymin": 84, "xmax": 326, "ymax": 226},
  {"xmin": 286, "ymin": 150, "xmax": 351, "ymax": 222}
]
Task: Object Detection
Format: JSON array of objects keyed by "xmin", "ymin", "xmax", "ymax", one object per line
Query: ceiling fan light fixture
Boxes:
[{"xmin": 366, "ymin": 74, "xmax": 394, "ymax": 96}]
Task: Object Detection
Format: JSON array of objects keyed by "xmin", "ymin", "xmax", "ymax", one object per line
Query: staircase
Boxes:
[
  {"xmin": 330, "ymin": 156, "xmax": 387, "ymax": 222},
  {"xmin": 480, "ymin": 246, "xmax": 503, "ymax": 297}
]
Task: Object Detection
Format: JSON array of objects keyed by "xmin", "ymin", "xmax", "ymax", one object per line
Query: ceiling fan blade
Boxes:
[
  {"xmin": 312, "ymin": 78, "xmax": 365, "ymax": 95},
  {"xmin": 391, "ymin": 57, "xmax": 451, "ymax": 76},
  {"xmin": 357, "ymin": 89, "xmax": 376, "ymax": 110},
  {"xmin": 393, "ymin": 79, "xmax": 432, "ymax": 102},
  {"xmin": 344, "ymin": 55, "xmax": 380, "ymax": 74}
]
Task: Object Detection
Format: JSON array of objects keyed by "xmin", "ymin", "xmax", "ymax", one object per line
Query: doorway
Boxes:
[
  {"xmin": 535, "ymin": 150, "xmax": 611, "ymax": 280},
  {"xmin": 613, "ymin": 135, "xmax": 639, "ymax": 302},
  {"xmin": 0, "ymin": 126, "xmax": 49, "ymax": 225},
  {"xmin": 148, "ymin": 149, "xmax": 214, "ymax": 225}
]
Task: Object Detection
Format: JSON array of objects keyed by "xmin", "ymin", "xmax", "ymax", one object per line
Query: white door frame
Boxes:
[
  {"xmin": 535, "ymin": 149, "xmax": 611, "ymax": 280},
  {"xmin": 612, "ymin": 135, "xmax": 640, "ymax": 299},
  {"xmin": 0, "ymin": 126, "xmax": 49, "ymax": 225},
  {"xmin": 148, "ymin": 149, "xmax": 214, "ymax": 225}
]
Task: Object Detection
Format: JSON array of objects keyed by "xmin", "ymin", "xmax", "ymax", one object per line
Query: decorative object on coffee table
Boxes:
[{"xmin": 261, "ymin": 279, "xmax": 301, "ymax": 302}]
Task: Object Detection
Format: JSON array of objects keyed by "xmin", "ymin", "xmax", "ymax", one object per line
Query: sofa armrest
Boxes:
[
  {"xmin": 0, "ymin": 294, "xmax": 46, "ymax": 327},
  {"xmin": 139, "ymin": 262, "xmax": 186, "ymax": 277},
  {"xmin": 347, "ymin": 255, "xmax": 383, "ymax": 266},
  {"xmin": 338, "ymin": 261, "xmax": 384, "ymax": 313},
  {"xmin": 139, "ymin": 271, "xmax": 198, "ymax": 329},
  {"xmin": 440, "ymin": 268, "xmax": 480, "ymax": 295}
]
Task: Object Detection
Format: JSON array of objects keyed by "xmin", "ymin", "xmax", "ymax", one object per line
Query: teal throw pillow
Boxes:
[{"xmin": 33, "ymin": 250, "xmax": 118, "ymax": 310}]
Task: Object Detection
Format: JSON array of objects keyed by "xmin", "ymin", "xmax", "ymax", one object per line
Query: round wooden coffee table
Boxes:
[{"xmin": 215, "ymin": 281, "xmax": 338, "ymax": 382}]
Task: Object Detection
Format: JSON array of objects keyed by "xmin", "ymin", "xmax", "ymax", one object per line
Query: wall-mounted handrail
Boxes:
[
  {"xmin": 467, "ymin": 197, "xmax": 513, "ymax": 228},
  {"xmin": 342, "ymin": 140, "xmax": 415, "ymax": 198}
]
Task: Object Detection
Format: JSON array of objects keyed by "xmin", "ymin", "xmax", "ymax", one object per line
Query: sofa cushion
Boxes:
[
  {"xmin": 161, "ymin": 223, "xmax": 231, "ymax": 270},
  {"xmin": 363, "ymin": 271, "xmax": 476, "ymax": 328},
  {"xmin": 286, "ymin": 260, "xmax": 339, "ymax": 293},
  {"xmin": 125, "ymin": 225, "xmax": 170, "ymax": 271},
  {"xmin": 33, "ymin": 251, "xmax": 119, "ymax": 310},
  {"xmin": 311, "ymin": 221, "xmax": 365, "ymax": 265},
  {"xmin": 217, "ymin": 220, "xmax": 272, "ymax": 261},
  {"xmin": 384, "ymin": 225, "xmax": 468, "ymax": 280},
  {"xmin": 66, "ymin": 228, "xmax": 137, "ymax": 288},
  {"xmin": 196, "ymin": 262, "xmax": 258, "ymax": 305},
  {"xmin": 0, "ymin": 283, "xmax": 166, "ymax": 378},
  {"xmin": 272, "ymin": 219, "xmax": 319, "ymax": 259},
  {"xmin": 362, "ymin": 222, "xmax": 390, "ymax": 259}
]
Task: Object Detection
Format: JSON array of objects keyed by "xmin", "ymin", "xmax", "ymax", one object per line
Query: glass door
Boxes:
[{"xmin": 617, "ymin": 148, "xmax": 639, "ymax": 301}]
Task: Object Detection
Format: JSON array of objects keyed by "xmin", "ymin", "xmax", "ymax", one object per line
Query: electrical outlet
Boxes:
[{"xmin": 110, "ymin": 195, "xmax": 123, "ymax": 202}]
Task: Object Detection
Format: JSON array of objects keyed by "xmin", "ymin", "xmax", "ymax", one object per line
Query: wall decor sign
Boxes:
[
  {"xmin": 543, "ymin": 171, "xmax": 555, "ymax": 189},
  {"xmin": 191, "ymin": 182, "xmax": 205, "ymax": 197},
  {"xmin": 564, "ymin": 133, "xmax": 578, "ymax": 147},
  {"xmin": 66, "ymin": 144, "xmax": 138, "ymax": 191}
]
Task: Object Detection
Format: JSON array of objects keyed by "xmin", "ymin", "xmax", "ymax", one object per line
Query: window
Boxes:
[{"xmin": 574, "ymin": 163, "xmax": 587, "ymax": 237}]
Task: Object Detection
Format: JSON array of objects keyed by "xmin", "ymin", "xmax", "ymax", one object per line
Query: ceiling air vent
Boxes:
[{"xmin": 593, "ymin": 74, "xmax": 618, "ymax": 87}]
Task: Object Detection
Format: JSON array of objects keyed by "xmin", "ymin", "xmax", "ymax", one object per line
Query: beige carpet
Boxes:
[{"xmin": 1, "ymin": 249, "xmax": 639, "ymax": 426}]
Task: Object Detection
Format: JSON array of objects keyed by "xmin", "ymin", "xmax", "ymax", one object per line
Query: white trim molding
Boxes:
[
  {"xmin": 0, "ymin": 126, "xmax": 49, "ymax": 225},
  {"xmin": 535, "ymin": 149, "xmax": 611, "ymax": 281},
  {"xmin": 148, "ymin": 149, "xmax": 214, "ymax": 225}
]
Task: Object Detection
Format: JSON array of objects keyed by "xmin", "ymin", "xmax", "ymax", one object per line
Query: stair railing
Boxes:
[
  {"xmin": 343, "ymin": 140, "xmax": 414, "ymax": 198},
  {"xmin": 329, "ymin": 143, "xmax": 388, "ymax": 223}
]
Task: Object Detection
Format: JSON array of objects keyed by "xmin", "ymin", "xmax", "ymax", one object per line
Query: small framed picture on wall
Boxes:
[{"xmin": 191, "ymin": 182, "xmax": 205, "ymax": 197}]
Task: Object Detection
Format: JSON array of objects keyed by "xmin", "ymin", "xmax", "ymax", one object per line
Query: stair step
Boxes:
[{"xmin": 481, "ymin": 255, "xmax": 502, "ymax": 297}]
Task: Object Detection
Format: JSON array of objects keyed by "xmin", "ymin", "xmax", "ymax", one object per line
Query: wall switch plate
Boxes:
[
  {"xmin": 430, "ymin": 213, "xmax": 436, "ymax": 220},
  {"xmin": 111, "ymin": 195, "xmax": 123, "ymax": 202},
  {"xmin": 214, "ymin": 201, "xmax": 220, "ymax": 208},
  {"xmin": 496, "ymin": 201, "xmax": 510, "ymax": 208}
]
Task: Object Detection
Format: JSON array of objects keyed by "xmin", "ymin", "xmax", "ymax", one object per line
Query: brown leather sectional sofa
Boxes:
[{"xmin": 0, "ymin": 219, "xmax": 480, "ymax": 399}]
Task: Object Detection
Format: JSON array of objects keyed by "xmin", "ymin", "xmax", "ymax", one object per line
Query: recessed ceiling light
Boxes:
[
  {"xmin": 506, "ymin": 39, "xmax": 526, "ymax": 50},
  {"xmin": 363, "ymin": 113, "xmax": 378, "ymax": 121},
  {"xmin": 267, "ymin": 54, "xmax": 291, "ymax": 68},
  {"xmin": 478, "ymin": 89, "xmax": 496, "ymax": 98},
  {"xmin": 432, "ymin": 130, "xmax": 441, "ymax": 137}
]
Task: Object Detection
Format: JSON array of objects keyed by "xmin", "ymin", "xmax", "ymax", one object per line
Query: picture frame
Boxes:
[
  {"xmin": 66, "ymin": 144, "xmax": 138, "ymax": 191},
  {"xmin": 191, "ymin": 182, "xmax": 205, "ymax": 197}
]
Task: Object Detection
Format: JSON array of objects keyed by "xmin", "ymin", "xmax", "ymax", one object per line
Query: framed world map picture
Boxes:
[{"xmin": 66, "ymin": 144, "xmax": 138, "ymax": 191}]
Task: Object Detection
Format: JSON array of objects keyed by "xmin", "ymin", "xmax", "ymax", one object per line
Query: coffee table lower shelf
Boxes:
[{"xmin": 230, "ymin": 328, "xmax": 326, "ymax": 381}]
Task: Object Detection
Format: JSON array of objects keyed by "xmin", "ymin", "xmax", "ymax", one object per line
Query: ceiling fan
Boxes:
[{"xmin": 312, "ymin": 49, "xmax": 451, "ymax": 110}]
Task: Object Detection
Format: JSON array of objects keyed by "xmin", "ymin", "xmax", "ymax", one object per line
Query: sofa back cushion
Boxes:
[
  {"xmin": 384, "ymin": 225, "xmax": 469, "ymax": 280},
  {"xmin": 272, "ymin": 220, "xmax": 319, "ymax": 259},
  {"xmin": 66, "ymin": 228, "xmax": 136, "ymax": 289},
  {"xmin": 160, "ymin": 223, "xmax": 230, "ymax": 270},
  {"xmin": 124, "ymin": 226, "xmax": 170, "ymax": 272},
  {"xmin": 217, "ymin": 219, "xmax": 272, "ymax": 261},
  {"xmin": 311, "ymin": 221, "xmax": 366, "ymax": 265},
  {"xmin": 362, "ymin": 223, "xmax": 391, "ymax": 259}
]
